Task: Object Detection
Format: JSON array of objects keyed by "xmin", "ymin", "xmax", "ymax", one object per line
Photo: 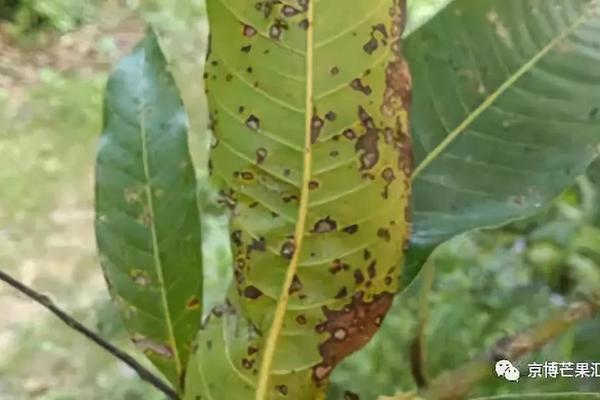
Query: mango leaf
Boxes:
[
  {"xmin": 403, "ymin": 0, "xmax": 600, "ymax": 285},
  {"xmin": 95, "ymin": 31, "xmax": 203, "ymax": 392},
  {"xmin": 333, "ymin": 0, "xmax": 600, "ymax": 397},
  {"xmin": 186, "ymin": 0, "xmax": 412, "ymax": 399}
]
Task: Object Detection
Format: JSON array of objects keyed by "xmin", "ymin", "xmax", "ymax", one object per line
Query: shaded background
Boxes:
[{"xmin": 1, "ymin": 1, "xmax": 599, "ymax": 399}]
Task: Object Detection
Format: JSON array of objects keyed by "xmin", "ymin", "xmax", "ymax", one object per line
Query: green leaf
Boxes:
[
  {"xmin": 95, "ymin": 31, "xmax": 203, "ymax": 392},
  {"xmin": 186, "ymin": 0, "xmax": 412, "ymax": 399},
  {"xmin": 404, "ymin": 0, "xmax": 600, "ymax": 285}
]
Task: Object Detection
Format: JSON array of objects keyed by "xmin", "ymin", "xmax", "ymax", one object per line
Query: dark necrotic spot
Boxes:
[
  {"xmin": 308, "ymin": 180, "xmax": 320, "ymax": 190},
  {"xmin": 238, "ymin": 106, "xmax": 245, "ymax": 114},
  {"xmin": 283, "ymin": 194, "xmax": 299, "ymax": 203},
  {"xmin": 276, "ymin": 384, "xmax": 289, "ymax": 395},
  {"xmin": 246, "ymin": 66, "xmax": 253, "ymax": 73},
  {"xmin": 283, "ymin": 168, "xmax": 291, "ymax": 176},
  {"xmin": 377, "ymin": 228, "xmax": 391, "ymax": 242},
  {"xmin": 329, "ymin": 150, "xmax": 339, "ymax": 157},
  {"xmin": 325, "ymin": 111, "xmax": 337, "ymax": 121},
  {"xmin": 311, "ymin": 115, "xmax": 324, "ymax": 143},
  {"xmin": 296, "ymin": 314, "xmax": 307, "ymax": 324},
  {"xmin": 281, "ymin": 5, "xmax": 300, "ymax": 17},
  {"xmin": 256, "ymin": 147, "xmax": 267, "ymax": 164},
  {"xmin": 363, "ymin": 37, "xmax": 378, "ymax": 54},
  {"xmin": 248, "ymin": 346, "xmax": 258, "ymax": 355},
  {"xmin": 231, "ymin": 230, "xmax": 242, "ymax": 247},
  {"xmin": 241, "ymin": 45, "xmax": 252, "ymax": 53},
  {"xmin": 590, "ymin": 107, "xmax": 599, "ymax": 120},
  {"xmin": 343, "ymin": 129, "xmax": 357, "ymax": 140},
  {"xmin": 344, "ymin": 391, "xmax": 360, "ymax": 400},
  {"xmin": 280, "ymin": 240, "xmax": 296, "ymax": 259},
  {"xmin": 270, "ymin": 25, "xmax": 282, "ymax": 39},
  {"xmin": 382, "ymin": 167, "xmax": 396, "ymax": 183},
  {"xmin": 354, "ymin": 269, "xmax": 365, "ymax": 284},
  {"xmin": 246, "ymin": 115, "xmax": 260, "ymax": 130},
  {"xmin": 312, "ymin": 217, "xmax": 337, "ymax": 233},
  {"xmin": 244, "ymin": 286, "xmax": 263, "ymax": 299},
  {"xmin": 225, "ymin": 74, "xmax": 233, "ymax": 82},
  {"xmin": 363, "ymin": 249, "xmax": 371, "ymax": 260},
  {"xmin": 240, "ymin": 171, "xmax": 254, "ymax": 181},
  {"xmin": 243, "ymin": 24, "xmax": 257, "ymax": 37},
  {"xmin": 342, "ymin": 224, "xmax": 359, "ymax": 234},
  {"xmin": 335, "ymin": 287, "xmax": 348, "ymax": 299},
  {"xmin": 355, "ymin": 106, "xmax": 379, "ymax": 170},
  {"xmin": 298, "ymin": 19, "xmax": 309, "ymax": 30},
  {"xmin": 288, "ymin": 274, "xmax": 303, "ymax": 295},
  {"xmin": 247, "ymin": 237, "xmax": 266, "ymax": 252},
  {"xmin": 350, "ymin": 78, "xmax": 372, "ymax": 95},
  {"xmin": 242, "ymin": 358, "xmax": 254, "ymax": 369},
  {"xmin": 331, "ymin": 66, "xmax": 340, "ymax": 75},
  {"xmin": 367, "ymin": 261, "xmax": 376, "ymax": 279}
]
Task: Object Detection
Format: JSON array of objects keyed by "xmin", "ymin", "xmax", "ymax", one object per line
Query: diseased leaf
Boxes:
[
  {"xmin": 186, "ymin": 0, "xmax": 412, "ymax": 398},
  {"xmin": 95, "ymin": 31, "xmax": 203, "ymax": 392},
  {"xmin": 404, "ymin": 0, "xmax": 600, "ymax": 286}
]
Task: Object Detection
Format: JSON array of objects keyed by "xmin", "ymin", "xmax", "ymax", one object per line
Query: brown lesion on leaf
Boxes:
[
  {"xmin": 244, "ymin": 285, "xmax": 263, "ymax": 299},
  {"xmin": 355, "ymin": 106, "xmax": 380, "ymax": 171},
  {"xmin": 312, "ymin": 216, "xmax": 338, "ymax": 233},
  {"xmin": 311, "ymin": 114, "xmax": 324, "ymax": 143},
  {"xmin": 186, "ymin": 296, "xmax": 201, "ymax": 310},
  {"xmin": 256, "ymin": 147, "xmax": 268, "ymax": 164},
  {"xmin": 312, "ymin": 291, "xmax": 393, "ymax": 384},
  {"xmin": 234, "ymin": 170, "xmax": 255, "ymax": 182},
  {"xmin": 242, "ymin": 24, "xmax": 257, "ymax": 37},
  {"xmin": 280, "ymin": 239, "xmax": 296, "ymax": 259},
  {"xmin": 247, "ymin": 236, "xmax": 266, "ymax": 253},
  {"xmin": 363, "ymin": 23, "xmax": 389, "ymax": 54},
  {"xmin": 129, "ymin": 269, "xmax": 151, "ymax": 286},
  {"xmin": 246, "ymin": 114, "xmax": 260, "ymax": 130},
  {"xmin": 288, "ymin": 274, "xmax": 303, "ymax": 295},
  {"xmin": 350, "ymin": 78, "xmax": 372, "ymax": 95},
  {"xmin": 132, "ymin": 334, "xmax": 174, "ymax": 359},
  {"xmin": 329, "ymin": 259, "xmax": 350, "ymax": 275}
]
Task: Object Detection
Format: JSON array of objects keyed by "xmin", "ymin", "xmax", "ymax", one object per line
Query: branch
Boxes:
[
  {"xmin": 0, "ymin": 268, "xmax": 179, "ymax": 400},
  {"xmin": 380, "ymin": 299, "xmax": 599, "ymax": 400},
  {"xmin": 410, "ymin": 260, "xmax": 436, "ymax": 388}
]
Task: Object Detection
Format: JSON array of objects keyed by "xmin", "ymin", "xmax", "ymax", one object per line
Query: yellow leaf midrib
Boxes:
[
  {"xmin": 140, "ymin": 106, "xmax": 183, "ymax": 385},
  {"xmin": 412, "ymin": 4, "xmax": 595, "ymax": 180},
  {"xmin": 255, "ymin": 1, "xmax": 315, "ymax": 399}
]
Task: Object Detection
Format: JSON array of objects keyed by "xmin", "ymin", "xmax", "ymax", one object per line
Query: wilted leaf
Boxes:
[
  {"xmin": 404, "ymin": 0, "xmax": 600, "ymax": 284},
  {"xmin": 95, "ymin": 31, "xmax": 203, "ymax": 392},
  {"xmin": 186, "ymin": 0, "xmax": 412, "ymax": 398}
]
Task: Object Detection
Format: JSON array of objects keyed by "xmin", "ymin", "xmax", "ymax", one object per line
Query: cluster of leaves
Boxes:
[
  {"xmin": 72, "ymin": 0, "xmax": 600, "ymax": 399},
  {"xmin": 1, "ymin": 0, "xmax": 600, "ymax": 398}
]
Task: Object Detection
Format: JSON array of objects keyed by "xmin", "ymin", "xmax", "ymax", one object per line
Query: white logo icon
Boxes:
[{"xmin": 495, "ymin": 359, "xmax": 520, "ymax": 382}]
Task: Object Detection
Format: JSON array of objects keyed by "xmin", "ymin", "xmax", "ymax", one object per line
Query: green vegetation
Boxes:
[{"xmin": 0, "ymin": 0, "xmax": 599, "ymax": 399}]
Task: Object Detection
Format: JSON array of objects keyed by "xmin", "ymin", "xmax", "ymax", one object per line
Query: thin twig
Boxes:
[
  {"xmin": 0, "ymin": 268, "xmax": 179, "ymax": 400},
  {"xmin": 379, "ymin": 299, "xmax": 599, "ymax": 400},
  {"xmin": 420, "ymin": 300, "xmax": 599, "ymax": 400},
  {"xmin": 410, "ymin": 260, "xmax": 435, "ymax": 388}
]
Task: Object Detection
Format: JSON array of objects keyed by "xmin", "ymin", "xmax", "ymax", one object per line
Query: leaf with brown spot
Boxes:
[
  {"xmin": 187, "ymin": 0, "xmax": 411, "ymax": 399},
  {"xmin": 95, "ymin": 31, "xmax": 203, "ymax": 393}
]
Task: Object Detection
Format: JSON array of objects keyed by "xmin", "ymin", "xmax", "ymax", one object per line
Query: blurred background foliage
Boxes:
[{"xmin": 0, "ymin": 0, "xmax": 598, "ymax": 399}]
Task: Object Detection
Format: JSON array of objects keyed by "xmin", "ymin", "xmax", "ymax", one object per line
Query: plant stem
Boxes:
[
  {"xmin": 410, "ymin": 260, "xmax": 435, "ymax": 388},
  {"xmin": 419, "ymin": 300, "xmax": 598, "ymax": 400},
  {"xmin": 0, "ymin": 268, "xmax": 179, "ymax": 400}
]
